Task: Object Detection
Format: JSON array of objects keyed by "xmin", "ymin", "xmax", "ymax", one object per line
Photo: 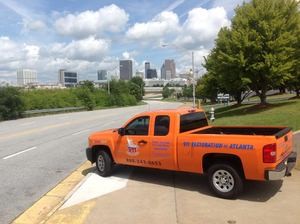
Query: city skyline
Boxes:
[{"xmin": 0, "ymin": 0, "xmax": 246, "ymax": 83}]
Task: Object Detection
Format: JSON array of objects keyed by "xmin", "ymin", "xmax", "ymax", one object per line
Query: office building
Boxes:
[
  {"xmin": 119, "ymin": 60, "xmax": 133, "ymax": 80},
  {"xmin": 97, "ymin": 70, "xmax": 107, "ymax": 80},
  {"xmin": 146, "ymin": 69, "xmax": 157, "ymax": 79},
  {"xmin": 59, "ymin": 69, "xmax": 78, "ymax": 87},
  {"xmin": 161, "ymin": 59, "xmax": 176, "ymax": 80},
  {"xmin": 145, "ymin": 62, "xmax": 150, "ymax": 77},
  {"xmin": 17, "ymin": 69, "xmax": 37, "ymax": 86}
]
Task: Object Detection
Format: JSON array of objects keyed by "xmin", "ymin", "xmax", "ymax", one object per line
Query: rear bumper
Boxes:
[
  {"xmin": 86, "ymin": 147, "xmax": 93, "ymax": 163},
  {"xmin": 265, "ymin": 151, "xmax": 297, "ymax": 181}
]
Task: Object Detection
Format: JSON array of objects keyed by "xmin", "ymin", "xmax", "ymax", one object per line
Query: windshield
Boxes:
[{"xmin": 180, "ymin": 112, "xmax": 208, "ymax": 133}]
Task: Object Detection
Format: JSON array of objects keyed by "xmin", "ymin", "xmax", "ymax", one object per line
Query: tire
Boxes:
[
  {"xmin": 208, "ymin": 163, "xmax": 243, "ymax": 199},
  {"xmin": 96, "ymin": 150, "xmax": 113, "ymax": 177}
]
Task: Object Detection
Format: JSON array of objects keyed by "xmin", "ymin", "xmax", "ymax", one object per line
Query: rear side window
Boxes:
[
  {"xmin": 154, "ymin": 116, "xmax": 170, "ymax": 136},
  {"xmin": 180, "ymin": 112, "xmax": 208, "ymax": 133}
]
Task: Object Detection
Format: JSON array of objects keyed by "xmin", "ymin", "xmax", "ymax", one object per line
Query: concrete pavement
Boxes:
[
  {"xmin": 0, "ymin": 100, "xmax": 181, "ymax": 224},
  {"xmin": 14, "ymin": 132, "xmax": 300, "ymax": 224}
]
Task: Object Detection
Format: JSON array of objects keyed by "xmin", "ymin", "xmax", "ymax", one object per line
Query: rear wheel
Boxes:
[
  {"xmin": 96, "ymin": 151, "xmax": 113, "ymax": 177},
  {"xmin": 208, "ymin": 163, "xmax": 243, "ymax": 199}
]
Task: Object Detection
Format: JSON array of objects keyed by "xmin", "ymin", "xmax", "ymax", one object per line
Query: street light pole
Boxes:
[{"xmin": 192, "ymin": 51, "xmax": 195, "ymax": 108}]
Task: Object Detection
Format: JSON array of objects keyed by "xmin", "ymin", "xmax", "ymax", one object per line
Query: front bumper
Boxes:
[
  {"xmin": 86, "ymin": 147, "xmax": 93, "ymax": 163},
  {"xmin": 265, "ymin": 151, "xmax": 297, "ymax": 181}
]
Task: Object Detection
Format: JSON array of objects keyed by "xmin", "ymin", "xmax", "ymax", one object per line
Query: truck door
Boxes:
[
  {"xmin": 149, "ymin": 115, "xmax": 176, "ymax": 170},
  {"xmin": 115, "ymin": 116, "xmax": 151, "ymax": 167}
]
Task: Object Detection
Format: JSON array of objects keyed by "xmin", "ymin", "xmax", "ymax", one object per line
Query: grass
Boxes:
[{"xmin": 211, "ymin": 99, "xmax": 300, "ymax": 131}]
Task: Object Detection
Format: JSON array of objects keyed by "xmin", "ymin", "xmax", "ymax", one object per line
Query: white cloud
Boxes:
[
  {"xmin": 126, "ymin": 11, "xmax": 180, "ymax": 42},
  {"xmin": 49, "ymin": 36, "xmax": 110, "ymax": 61},
  {"xmin": 54, "ymin": 4, "xmax": 129, "ymax": 39},
  {"xmin": 23, "ymin": 20, "xmax": 46, "ymax": 31},
  {"xmin": 174, "ymin": 7, "xmax": 230, "ymax": 49},
  {"xmin": 0, "ymin": 36, "xmax": 40, "ymax": 71},
  {"xmin": 176, "ymin": 48, "xmax": 210, "ymax": 76}
]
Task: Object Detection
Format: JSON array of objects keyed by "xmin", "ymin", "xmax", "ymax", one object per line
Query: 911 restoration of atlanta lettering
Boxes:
[{"xmin": 86, "ymin": 107, "xmax": 297, "ymax": 199}]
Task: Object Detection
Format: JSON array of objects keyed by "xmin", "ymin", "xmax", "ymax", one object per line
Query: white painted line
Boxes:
[
  {"xmin": 71, "ymin": 129, "xmax": 91, "ymax": 136},
  {"xmin": 294, "ymin": 130, "xmax": 300, "ymax": 135},
  {"xmin": 3, "ymin": 146, "xmax": 37, "ymax": 160},
  {"xmin": 60, "ymin": 169, "xmax": 132, "ymax": 209}
]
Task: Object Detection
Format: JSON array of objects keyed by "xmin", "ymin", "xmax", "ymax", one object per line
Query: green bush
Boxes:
[{"xmin": 0, "ymin": 87, "xmax": 24, "ymax": 120}]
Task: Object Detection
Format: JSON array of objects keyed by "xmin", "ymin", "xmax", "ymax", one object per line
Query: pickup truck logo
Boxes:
[{"xmin": 126, "ymin": 138, "xmax": 140, "ymax": 156}]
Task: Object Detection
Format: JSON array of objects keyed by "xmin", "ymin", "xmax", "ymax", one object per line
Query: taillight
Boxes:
[{"xmin": 263, "ymin": 143, "xmax": 277, "ymax": 163}]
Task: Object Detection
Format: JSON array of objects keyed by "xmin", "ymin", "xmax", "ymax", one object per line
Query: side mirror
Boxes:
[{"xmin": 118, "ymin": 127, "xmax": 125, "ymax": 136}]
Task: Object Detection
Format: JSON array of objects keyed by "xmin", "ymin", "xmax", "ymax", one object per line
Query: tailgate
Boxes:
[{"xmin": 276, "ymin": 129, "xmax": 293, "ymax": 162}]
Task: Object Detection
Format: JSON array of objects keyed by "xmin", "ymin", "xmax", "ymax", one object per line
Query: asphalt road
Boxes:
[{"xmin": 0, "ymin": 101, "xmax": 181, "ymax": 224}]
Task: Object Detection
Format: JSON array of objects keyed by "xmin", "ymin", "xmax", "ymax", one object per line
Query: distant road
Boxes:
[{"xmin": 0, "ymin": 100, "xmax": 182, "ymax": 224}]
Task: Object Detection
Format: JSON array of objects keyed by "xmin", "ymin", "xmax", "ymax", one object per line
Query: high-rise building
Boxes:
[
  {"xmin": 119, "ymin": 60, "xmax": 133, "ymax": 80},
  {"xmin": 161, "ymin": 59, "xmax": 176, "ymax": 80},
  {"xmin": 146, "ymin": 69, "xmax": 157, "ymax": 79},
  {"xmin": 17, "ymin": 69, "xmax": 37, "ymax": 86},
  {"xmin": 59, "ymin": 69, "xmax": 78, "ymax": 87},
  {"xmin": 97, "ymin": 70, "xmax": 107, "ymax": 80},
  {"xmin": 161, "ymin": 64, "xmax": 165, "ymax": 80},
  {"xmin": 145, "ymin": 62, "xmax": 150, "ymax": 77}
]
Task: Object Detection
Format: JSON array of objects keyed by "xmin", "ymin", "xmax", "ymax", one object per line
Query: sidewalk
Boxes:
[{"xmin": 13, "ymin": 132, "xmax": 300, "ymax": 224}]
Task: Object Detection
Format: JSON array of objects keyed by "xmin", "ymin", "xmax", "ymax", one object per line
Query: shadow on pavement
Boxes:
[{"xmin": 81, "ymin": 165, "xmax": 283, "ymax": 203}]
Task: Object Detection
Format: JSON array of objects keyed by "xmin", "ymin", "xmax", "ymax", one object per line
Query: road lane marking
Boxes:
[
  {"xmin": 71, "ymin": 129, "xmax": 91, "ymax": 136},
  {"xmin": 3, "ymin": 146, "xmax": 37, "ymax": 160}
]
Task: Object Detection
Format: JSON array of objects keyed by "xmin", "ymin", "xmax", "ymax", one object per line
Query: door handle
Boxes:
[{"xmin": 138, "ymin": 140, "xmax": 147, "ymax": 144}]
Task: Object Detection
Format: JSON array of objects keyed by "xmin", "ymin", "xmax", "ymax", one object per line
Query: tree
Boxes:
[
  {"xmin": 162, "ymin": 86, "xmax": 174, "ymax": 98},
  {"xmin": 130, "ymin": 76, "xmax": 145, "ymax": 96},
  {"xmin": 204, "ymin": 28, "xmax": 251, "ymax": 105},
  {"xmin": 129, "ymin": 81, "xmax": 143, "ymax": 101},
  {"xmin": 0, "ymin": 87, "xmax": 24, "ymax": 120},
  {"xmin": 205, "ymin": 0, "xmax": 299, "ymax": 105},
  {"xmin": 196, "ymin": 74, "xmax": 219, "ymax": 103}
]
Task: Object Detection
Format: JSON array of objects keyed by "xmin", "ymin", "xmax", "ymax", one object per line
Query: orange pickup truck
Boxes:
[{"xmin": 86, "ymin": 107, "xmax": 297, "ymax": 198}]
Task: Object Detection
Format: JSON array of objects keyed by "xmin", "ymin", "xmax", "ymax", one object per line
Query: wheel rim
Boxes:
[
  {"xmin": 212, "ymin": 169, "xmax": 234, "ymax": 193},
  {"xmin": 97, "ymin": 155, "xmax": 105, "ymax": 172}
]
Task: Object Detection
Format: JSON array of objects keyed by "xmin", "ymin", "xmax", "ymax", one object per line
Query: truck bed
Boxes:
[{"xmin": 192, "ymin": 126, "xmax": 291, "ymax": 139}]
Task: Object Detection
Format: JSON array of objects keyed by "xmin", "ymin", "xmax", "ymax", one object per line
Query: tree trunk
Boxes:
[
  {"xmin": 235, "ymin": 94, "xmax": 242, "ymax": 105},
  {"xmin": 256, "ymin": 89, "xmax": 267, "ymax": 105},
  {"xmin": 296, "ymin": 89, "xmax": 300, "ymax": 97}
]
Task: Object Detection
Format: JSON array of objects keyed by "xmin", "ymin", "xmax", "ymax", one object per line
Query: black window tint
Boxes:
[
  {"xmin": 180, "ymin": 112, "xmax": 208, "ymax": 133},
  {"xmin": 125, "ymin": 116, "xmax": 149, "ymax": 135},
  {"xmin": 154, "ymin": 116, "xmax": 170, "ymax": 136}
]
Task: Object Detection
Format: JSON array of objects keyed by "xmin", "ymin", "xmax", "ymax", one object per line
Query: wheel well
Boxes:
[
  {"xmin": 202, "ymin": 153, "xmax": 245, "ymax": 178},
  {"xmin": 91, "ymin": 145, "xmax": 114, "ymax": 163}
]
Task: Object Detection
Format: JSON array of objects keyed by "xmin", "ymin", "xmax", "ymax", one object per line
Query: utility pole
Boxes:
[{"xmin": 192, "ymin": 51, "xmax": 195, "ymax": 108}]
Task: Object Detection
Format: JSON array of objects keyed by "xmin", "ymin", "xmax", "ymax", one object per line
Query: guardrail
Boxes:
[{"xmin": 24, "ymin": 107, "xmax": 85, "ymax": 115}]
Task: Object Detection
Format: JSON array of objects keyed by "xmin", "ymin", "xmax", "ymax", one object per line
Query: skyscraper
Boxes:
[
  {"xmin": 119, "ymin": 60, "xmax": 133, "ymax": 80},
  {"xmin": 146, "ymin": 69, "xmax": 157, "ymax": 79},
  {"xmin": 145, "ymin": 62, "xmax": 150, "ymax": 77},
  {"xmin": 17, "ymin": 69, "xmax": 37, "ymax": 86},
  {"xmin": 97, "ymin": 70, "xmax": 107, "ymax": 80},
  {"xmin": 161, "ymin": 59, "xmax": 176, "ymax": 80}
]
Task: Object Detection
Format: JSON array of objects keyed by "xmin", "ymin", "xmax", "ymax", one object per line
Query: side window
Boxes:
[
  {"xmin": 154, "ymin": 116, "xmax": 170, "ymax": 136},
  {"xmin": 125, "ymin": 116, "xmax": 149, "ymax": 136}
]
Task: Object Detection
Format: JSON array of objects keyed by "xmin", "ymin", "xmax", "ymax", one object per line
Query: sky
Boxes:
[{"xmin": 0, "ymin": 0, "xmax": 246, "ymax": 84}]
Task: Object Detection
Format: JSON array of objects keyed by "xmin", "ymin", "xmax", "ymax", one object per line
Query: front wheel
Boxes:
[
  {"xmin": 96, "ymin": 151, "xmax": 113, "ymax": 177},
  {"xmin": 208, "ymin": 163, "xmax": 243, "ymax": 199}
]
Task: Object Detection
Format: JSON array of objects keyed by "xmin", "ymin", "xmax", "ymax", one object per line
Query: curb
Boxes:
[{"xmin": 12, "ymin": 161, "xmax": 91, "ymax": 224}]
